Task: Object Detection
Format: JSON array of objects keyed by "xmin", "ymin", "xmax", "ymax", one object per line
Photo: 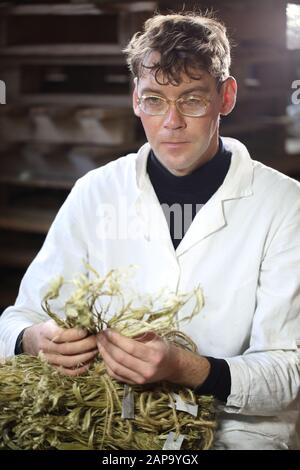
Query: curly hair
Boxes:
[{"xmin": 124, "ymin": 12, "xmax": 231, "ymax": 87}]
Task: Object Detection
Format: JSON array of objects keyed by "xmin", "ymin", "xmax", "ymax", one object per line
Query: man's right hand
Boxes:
[{"xmin": 22, "ymin": 319, "xmax": 98, "ymax": 376}]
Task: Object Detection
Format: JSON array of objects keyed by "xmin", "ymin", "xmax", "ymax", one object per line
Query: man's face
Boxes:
[{"xmin": 133, "ymin": 55, "xmax": 236, "ymax": 176}]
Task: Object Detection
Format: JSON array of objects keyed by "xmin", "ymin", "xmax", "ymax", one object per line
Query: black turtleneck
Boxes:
[
  {"xmin": 147, "ymin": 138, "xmax": 232, "ymax": 249},
  {"xmin": 147, "ymin": 139, "xmax": 232, "ymax": 402}
]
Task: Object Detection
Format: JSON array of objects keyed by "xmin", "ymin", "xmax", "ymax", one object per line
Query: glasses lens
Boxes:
[
  {"xmin": 178, "ymin": 97, "xmax": 207, "ymax": 116},
  {"xmin": 140, "ymin": 96, "xmax": 167, "ymax": 115}
]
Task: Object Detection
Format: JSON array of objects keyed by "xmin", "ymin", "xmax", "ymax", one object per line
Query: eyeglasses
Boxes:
[{"xmin": 137, "ymin": 94, "xmax": 210, "ymax": 117}]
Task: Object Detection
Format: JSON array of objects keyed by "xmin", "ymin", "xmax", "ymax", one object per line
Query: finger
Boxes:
[
  {"xmin": 43, "ymin": 320, "xmax": 67, "ymax": 342},
  {"xmin": 97, "ymin": 332, "xmax": 151, "ymax": 377},
  {"xmin": 98, "ymin": 329, "xmax": 151, "ymax": 361},
  {"xmin": 44, "ymin": 335, "xmax": 97, "ymax": 355},
  {"xmin": 133, "ymin": 331, "xmax": 157, "ymax": 343},
  {"xmin": 50, "ymin": 327, "xmax": 88, "ymax": 344},
  {"xmin": 43, "ymin": 320, "xmax": 87, "ymax": 343},
  {"xmin": 45, "ymin": 349, "xmax": 98, "ymax": 369},
  {"xmin": 98, "ymin": 340, "xmax": 144, "ymax": 384},
  {"xmin": 98, "ymin": 329, "xmax": 164, "ymax": 370},
  {"xmin": 105, "ymin": 365, "xmax": 136, "ymax": 385}
]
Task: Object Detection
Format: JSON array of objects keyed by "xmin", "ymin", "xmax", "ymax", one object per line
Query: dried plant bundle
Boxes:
[{"xmin": 0, "ymin": 266, "xmax": 216, "ymax": 450}]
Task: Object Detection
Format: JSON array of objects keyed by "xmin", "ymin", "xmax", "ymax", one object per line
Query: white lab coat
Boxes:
[{"xmin": 0, "ymin": 137, "xmax": 300, "ymax": 449}]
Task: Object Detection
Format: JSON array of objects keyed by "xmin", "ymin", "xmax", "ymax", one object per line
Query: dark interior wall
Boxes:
[{"xmin": 0, "ymin": 0, "xmax": 299, "ymax": 311}]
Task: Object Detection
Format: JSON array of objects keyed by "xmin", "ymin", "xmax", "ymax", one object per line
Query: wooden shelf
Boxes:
[
  {"xmin": 2, "ymin": 2, "xmax": 157, "ymax": 16},
  {"xmin": 221, "ymin": 116, "xmax": 290, "ymax": 135},
  {"xmin": 0, "ymin": 101, "xmax": 136, "ymax": 144},
  {"xmin": 0, "ymin": 44, "xmax": 127, "ymax": 67},
  {"xmin": 235, "ymin": 48, "xmax": 288, "ymax": 64},
  {"xmin": 0, "ymin": 208, "xmax": 56, "ymax": 234},
  {"xmin": 237, "ymin": 89, "xmax": 288, "ymax": 102},
  {"xmin": 0, "ymin": 174, "xmax": 75, "ymax": 191},
  {"xmin": 17, "ymin": 93, "xmax": 132, "ymax": 107},
  {"xmin": 0, "ymin": 0, "xmax": 157, "ymax": 312},
  {"xmin": 0, "ymin": 270, "xmax": 22, "ymax": 309},
  {"xmin": 263, "ymin": 155, "xmax": 300, "ymax": 177},
  {"xmin": 0, "ymin": 140, "xmax": 144, "ymax": 190},
  {"xmin": 2, "ymin": 3, "xmax": 109, "ymax": 16},
  {"xmin": 0, "ymin": 245, "xmax": 38, "ymax": 269},
  {"xmin": 0, "ymin": 231, "xmax": 43, "ymax": 268},
  {"xmin": 0, "ymin": 44, "xmax": 122, "ymax": 57}
]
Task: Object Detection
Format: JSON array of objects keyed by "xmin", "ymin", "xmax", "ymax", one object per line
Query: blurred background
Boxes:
[{"xmin": 0, "ymin": 0, "xmax": 299, "ymax": 312}]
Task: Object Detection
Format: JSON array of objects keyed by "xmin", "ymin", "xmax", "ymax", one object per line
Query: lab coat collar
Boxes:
[{"xmin": 133, "ymin": 138, "xmax": 254, "ymax": 255}]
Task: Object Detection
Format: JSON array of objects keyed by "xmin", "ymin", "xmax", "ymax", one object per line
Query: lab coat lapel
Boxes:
[
  {"xmin": 134, "ymin": 143, "xmax": 175, "ymax": 252},
  {"xmin": 176, "ymin": 137, "xmax": 254, "ymax": 257},
  {"xmin": 175, "ymin": 194, "xmax": 226, "ymax": 256},
  {"xmin": 134, "ymin": 138, "xmax": 254, "ymax": 258}
]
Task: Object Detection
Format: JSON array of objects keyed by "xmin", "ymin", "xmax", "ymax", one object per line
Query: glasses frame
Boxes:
[{"xmin": 137, "ymin": 93, "xmax": 211, "ymax": 118}]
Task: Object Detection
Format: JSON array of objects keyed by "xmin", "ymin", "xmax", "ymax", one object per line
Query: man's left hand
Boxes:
[{"xmin": 96, "ymin": 329, "xmax": 210, "ymax": 388}]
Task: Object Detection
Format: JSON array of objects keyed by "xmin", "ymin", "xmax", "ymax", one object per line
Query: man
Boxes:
[{"xmin": 0, "ymin": 13, "xmax": 299, "ymax": 450}]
